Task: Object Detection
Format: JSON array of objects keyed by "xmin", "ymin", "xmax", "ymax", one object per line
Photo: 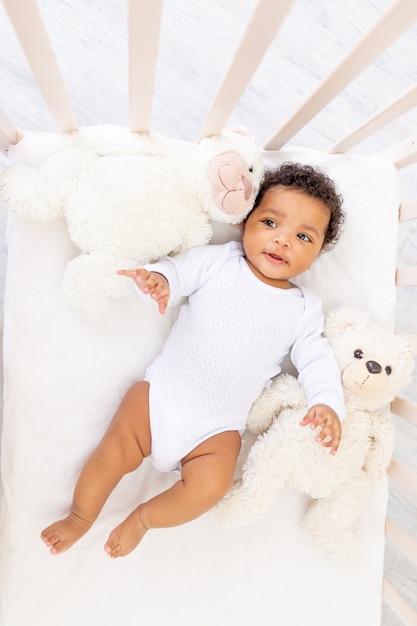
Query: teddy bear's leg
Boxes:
[
  {"xmin": 213, "ymin": 423, "xmax": 290, "ymax": 526},
  {"xmin": 61, "ymin": 253, "xmax": 135, "ymax": 320},
  {"xmin": 303, "ymin": 471, "xmax": 369, "ymax": 558}
]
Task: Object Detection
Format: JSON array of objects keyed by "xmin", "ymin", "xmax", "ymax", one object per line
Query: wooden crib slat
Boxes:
[
  {"xmin": 399, "ymin": 201, "xmax": 417, "ymax": 222},
  {"xmin": 0, "ymin": 108, "xmax": 18, "ymax": 153},
  {"xmin": 388, "ymin": 460, "xmax": 417, "ymax": 497},
  {"xmin": 391, "ymin": 398, "xmax": 417, "ymax": 425},
  {"xmin": 3, "ymin": 0, "xmax": 77, "ymax": 133},
  {"xmin": 386, "ymin": 519, "xmax": 417, "ymax": 568},
  {"xmin": 382, "ymin": 579, "xmax": 417, "ymax": 626},
  {"xmin": 128, "ymin": 0, "xmax": 163, "ymax": 132},
  {"xmin": 199, "ymin": 0, "xmax": 294, "ymax": 138},
  {"xmin": 379, "ymin": 132, "xmax": 417, "ymax": 169},
  {"xmin": 263, "ymin": 0, "xmax": 417, "ymax": 150},
  {"xmin": 396, "ymin": 266, "xmax": 417, "ymax": 286},
  {"xmin": 329, "ymin": 83, "xmax": 417, "ymax": 153}
]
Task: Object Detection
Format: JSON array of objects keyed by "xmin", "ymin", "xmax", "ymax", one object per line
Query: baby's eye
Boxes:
[
  {"xmin": 262, "ymin": 219, "xmax": 277, "ymax": 228},
  {"xmin": 297, "ymin": 233, "xmax": 311, "ymax": 242}
]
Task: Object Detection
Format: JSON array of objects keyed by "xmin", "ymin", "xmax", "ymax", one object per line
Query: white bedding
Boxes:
[{"xmin": 0, "ymin": 135, "xmax": 400, "ymax": 626}]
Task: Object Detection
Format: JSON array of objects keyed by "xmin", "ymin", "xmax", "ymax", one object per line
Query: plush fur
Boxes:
[
  {"xmin": 214, "ymin": 307, "xmax": 415, "ymax": 558},
  {"xmin": 0, "ymin": 125, "xmax": 264, "ymax": 319}
]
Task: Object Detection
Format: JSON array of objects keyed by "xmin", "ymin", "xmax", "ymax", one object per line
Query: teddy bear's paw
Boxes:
[
  {"xmin": 212, "ymin": 481, "xmax": 267, "ymax": 526},
  {"xmin": 269, "ymin": 374, "xmax": 306, "ymax": 408},
  {"xmin": 304, "ymin": 519, "xmax": 359, "ymax": 559},
  {"xmin": 212, "ymin": 481, "xmax": 252, "ymax": 526},
  {"xmin": 61, "ymin": 254, "xmax": 135, "ymax": 320},
  {"xmin": 246, "ymin": 374, "xmax": 306, "ymax": 434},
  {"xmin": 0, "ymin": 165, "xmax": 65, "ymax": 221},
  {"xmin": 213, "ymin": 466, "xmax": 281, "ymax": 527},
  {"xmin": 303, "ymin": 506, "xmax": 360, "ymax": 559},
  {"xmin": 246, "ymin": 404, "xmax": 276, "ymax": 435}
]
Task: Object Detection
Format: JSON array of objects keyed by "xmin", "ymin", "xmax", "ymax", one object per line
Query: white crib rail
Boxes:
[
  {"xmin": 263, "ymin": 0, "xmax": 417, "ymax": 150},
  {"xmin": 2, "ymin": 0, "xmax": 76, "ymax": 134},
  {"xmin": 379, "ymin": 133, "xmax": 417, "ymax": 169},
  {"xmin": 329, "ymin": 83, "xmax": 417, "ymax": 154},
  {"xmin": 383, "ymin": 193, "xmax": 417, "ymax": 622},
  {"xmin": 128, "ymin": 0, "xmax": 162, "ymax": 132},
  {"xmin": 0, "ymin": 107, "xmax": 17, "ymax": 152},
  {"xmin": 384, "ymin": 452, "xmax": 417, "ymax": 622},
  {"xmin": 392, "ymin": 398, "xmax": 417, "ymax": 426},
  {"xmin": 400, "ymin": 201, "xmax": 417, "ymax": 223},
  {"xmin": 383, "ymin": 578, "xmax": 417, "ymax": 626},
  {"xmin": 198, "ymin": 0, "xmax": 294, "ymax": 138}
]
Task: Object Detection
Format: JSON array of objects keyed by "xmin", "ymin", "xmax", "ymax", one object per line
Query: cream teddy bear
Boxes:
[
  {"xmin": 0, "ymin": 125, "xmax": 263, "ymax": 319},
  {"xmin": 214, "ymin": 307, "xmax": 414, "ymax": 558}
]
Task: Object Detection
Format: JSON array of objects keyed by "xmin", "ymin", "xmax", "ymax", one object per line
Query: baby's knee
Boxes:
[
  {"xmin": 99, "ymin": 428, "xmax": 143, "ymax": 472},
  {"xmin": 204, "ymin": 468, "xmax": 236, "ymax": 505}
]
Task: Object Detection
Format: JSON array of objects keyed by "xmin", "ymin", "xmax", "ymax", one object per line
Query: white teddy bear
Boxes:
[
  {"xmin": 0, "ymin": 125, "xmax": 263, "ymax": 319},
  {"xmin": 214, "ymin": 307, "xmax": 414, "ymax": 558}
]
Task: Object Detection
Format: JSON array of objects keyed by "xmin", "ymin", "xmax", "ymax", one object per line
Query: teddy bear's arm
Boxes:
[
  {"xmin": 0, "ymin": 147, "xmax": 91, "ymax": 222},
  {"xmin": 0, "ymin": 164, "xmax": 65, "ymax": 221},
  {"xmin": 363, "ymin": 409, "xmax": 396, "ymax": 484},
  {"xmin": 246, "ymin": 374, "xmax": 306, "ymax": 435}
]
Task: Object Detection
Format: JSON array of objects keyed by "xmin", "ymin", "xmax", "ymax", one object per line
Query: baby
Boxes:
[{"xmin": 41, "ymin": 161, "xmax": 345, "ymax": 558}]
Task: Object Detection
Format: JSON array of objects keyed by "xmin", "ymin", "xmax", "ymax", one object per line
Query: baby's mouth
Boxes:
[{"xmin": 266, "ymin": 252, "xmax": 286, "ymax": 263}]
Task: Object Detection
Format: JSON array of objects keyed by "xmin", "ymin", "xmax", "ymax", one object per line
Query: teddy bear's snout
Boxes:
[{"xmin": 366, "ymin": 360, "xmax": 382, "ymax": 374}]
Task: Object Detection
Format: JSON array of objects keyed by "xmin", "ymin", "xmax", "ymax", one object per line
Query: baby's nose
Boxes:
[{"xmin": 273, "ymin": 229, "xmax": 290, "ymax": 246}]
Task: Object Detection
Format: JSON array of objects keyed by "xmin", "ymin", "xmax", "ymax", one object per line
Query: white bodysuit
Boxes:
[{"xmin": 143, "ymin": 241, "xmax": 345, "ymax": 472}]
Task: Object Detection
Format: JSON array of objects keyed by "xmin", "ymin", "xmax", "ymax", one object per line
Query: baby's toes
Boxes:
[{"xmin": 104, "ymin": 535, "xmax": 122, "ymax": 558}]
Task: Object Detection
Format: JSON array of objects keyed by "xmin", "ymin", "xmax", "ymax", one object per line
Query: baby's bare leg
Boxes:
[
  {"xmin": 105, "ymin": 430, "xmax": 241, "ymax": 558},
  {"xmin": 41, "ymin": 382, "xmax": 151, "ymax": 555}
]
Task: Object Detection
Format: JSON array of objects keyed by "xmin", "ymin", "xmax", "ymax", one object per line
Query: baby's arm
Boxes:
[
  {"xmin": 300, "ymin": 405, "xmax": 342, "ymax": 455},
  {"xmin": 117, "ymin": 269, "xmax": 170, "ymax": 314}
]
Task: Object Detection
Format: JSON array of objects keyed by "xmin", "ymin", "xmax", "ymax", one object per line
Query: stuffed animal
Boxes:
[
  {"xmin": 214, "ymin": 307, "xmax": 415, "ymax": 558},
  {"xmin": 0, "ymin": 125, "xmax": 264, "ymax": 319}
]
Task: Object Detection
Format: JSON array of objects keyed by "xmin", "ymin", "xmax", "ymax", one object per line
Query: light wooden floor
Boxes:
[{"xmin": 0, "ymin": 1, "xmax": 416, "ymax": 623}]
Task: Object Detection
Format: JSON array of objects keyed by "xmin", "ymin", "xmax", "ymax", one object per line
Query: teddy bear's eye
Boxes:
[
  {"xmin": 354, "ymin": 349, "xmax": 363, "ymax": 359},
  {"xmin": 385, "ymin": 366, "xmax": 392, "ymax": 376},
  {"xmin": 248, "ymin": 166, "xmax": 253, "ymax": 173}
]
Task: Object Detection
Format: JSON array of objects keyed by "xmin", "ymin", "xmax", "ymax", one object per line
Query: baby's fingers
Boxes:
[
  {"xmin": 316, "ymin": 427, "xmax": 341, "ymax": 451},
  {"xmin": 117, "ymin": 269, "xmax": 140, "ymax": 278},
  {"xmin": 299, "ymin": 406, "xmax": 319, "ymax": 427},
  {"xmin": 156, "ymin": 295, "xmax": 169, "ymax": 315},
  {"xmin": 117, "ymin": 268, "xmax": 150, "ymax": 285}
]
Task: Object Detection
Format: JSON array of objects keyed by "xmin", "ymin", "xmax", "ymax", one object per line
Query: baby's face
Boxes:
[{"xmin": 242, "ymin": 186, "xmax": 330, "ymax": 288}]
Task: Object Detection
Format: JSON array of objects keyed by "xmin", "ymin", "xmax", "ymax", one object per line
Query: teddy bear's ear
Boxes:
[{"xmin": 324, "ymin": 307, "xmax": 370, "ymax": 339}]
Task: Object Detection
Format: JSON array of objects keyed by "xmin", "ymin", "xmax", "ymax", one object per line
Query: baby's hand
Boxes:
[
  {"xmin": 300, "ymin": 404, "xmax": 342, "ymax": 455},
  {"xmin": 117, "ymin": 269, "xmax": 170, "ymax": 314}
]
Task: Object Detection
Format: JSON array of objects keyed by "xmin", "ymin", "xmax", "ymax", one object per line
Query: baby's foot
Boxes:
[
  {"xmin": 41, "ymin": 513, "xmax": 92, "ymax": 555},
  {"xmin": 104, "ymin": 506, "xmax": 148, "ymax": 558}
]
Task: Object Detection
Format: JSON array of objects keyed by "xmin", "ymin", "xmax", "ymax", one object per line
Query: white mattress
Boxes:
[{"xmin": 0, "ymin": 135, "xmax": 400, "ymax": 626}]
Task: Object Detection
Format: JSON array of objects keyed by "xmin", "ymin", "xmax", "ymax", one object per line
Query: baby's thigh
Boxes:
[{"xmin": 181, "ymin": 431, "xmax": 241, "ymax": 498}]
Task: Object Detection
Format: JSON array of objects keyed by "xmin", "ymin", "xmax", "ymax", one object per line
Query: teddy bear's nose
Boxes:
[{"xmin": 366, "ymin": 360, "xmax": 382, "ymax": 374}]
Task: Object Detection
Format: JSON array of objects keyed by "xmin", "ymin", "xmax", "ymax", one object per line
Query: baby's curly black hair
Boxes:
[{"xmin": 251, "ymin": 162, "xmax": 344, "ymax": 250}]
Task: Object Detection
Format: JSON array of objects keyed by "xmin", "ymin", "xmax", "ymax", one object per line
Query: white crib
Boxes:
[{"xmin": 0, "ymin": 1, "xmax": 416, "ymax": 625}]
